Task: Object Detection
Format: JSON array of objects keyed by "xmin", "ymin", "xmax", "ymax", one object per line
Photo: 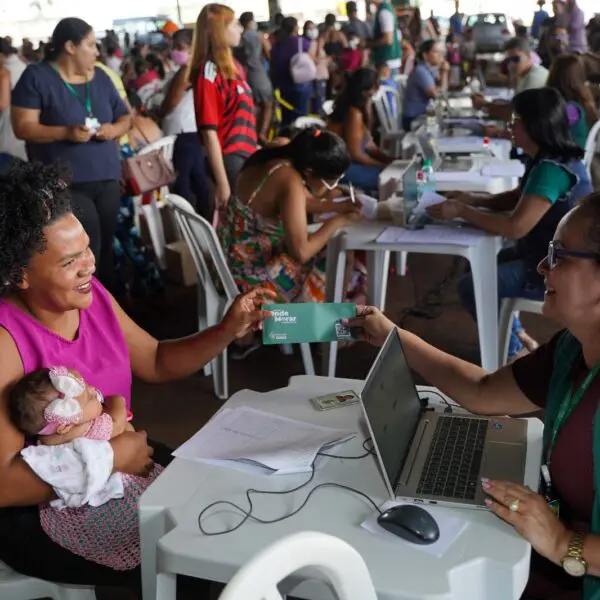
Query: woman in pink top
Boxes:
[{"xmin": 0, "ymin": 162, "xmax": 274, "ymax": 589}]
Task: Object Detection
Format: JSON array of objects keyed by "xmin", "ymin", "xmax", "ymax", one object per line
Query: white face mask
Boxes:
[
  {"xmin": 349, "ymin": 38, "xmax": 359, "ymax": 49},
  {"xmin": 307, "ymin": 29, "xmax": 319, "ymax": 40}
]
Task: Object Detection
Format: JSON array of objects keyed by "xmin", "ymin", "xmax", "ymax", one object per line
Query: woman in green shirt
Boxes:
[
  {"xmin": 428, "ymin": 87, "xmax": 592, "ymax": 358},
  {"xmin": 548, "ymin": 53, "xmax": 598, "ymax": 149}
]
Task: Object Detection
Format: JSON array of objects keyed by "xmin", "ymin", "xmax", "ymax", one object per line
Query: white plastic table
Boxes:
[
  {"xmin": 140, "ymin": 375, "xmax": 543, "ymax": 600},
  {"xmin": 323, "ymin": 223, "xmax": 503, "ymax": 376}
]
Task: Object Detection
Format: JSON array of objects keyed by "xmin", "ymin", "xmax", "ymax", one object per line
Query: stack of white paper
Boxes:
[{"xmin": 173, "ymin": 406, "xmax": 356, "ymax": 475}]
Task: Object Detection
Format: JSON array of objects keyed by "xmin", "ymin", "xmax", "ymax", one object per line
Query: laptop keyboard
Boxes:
[{"xmin": 416, "ymin": 417, "xmax": 488, "ymax": 500}]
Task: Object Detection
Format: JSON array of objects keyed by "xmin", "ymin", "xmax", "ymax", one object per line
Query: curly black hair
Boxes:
[
  {"xmin": 0, "ymin": 162, "xmax": 72, "ymax": 296},
  {"xmin": 8, "ymin": 368, "xmax": 56, "ymax": 436}
]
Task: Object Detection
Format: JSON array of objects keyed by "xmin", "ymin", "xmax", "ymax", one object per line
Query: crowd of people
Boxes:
[{"xmin": 0, "ymin": 2, "xmax": 599, "ymax": 599}]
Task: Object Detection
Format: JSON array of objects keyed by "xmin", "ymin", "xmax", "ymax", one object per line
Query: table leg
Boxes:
[
  {"xmin": 155, "ymin": 572, "xmax": 177, "ymax": 600},
  {"xmin": 323, "ymin": 234, "xmax": 348, "ymax": 377},
  {"xmin": 468, "ymin": 239, "xmax": 499, "ymax": 372},
  {"xmin": 140, "ymin": 507, "xmax": 167, "ymax": 600},
  {"xmin": 366, "ymin": 250, "xmax": 390, "ymax": 311}
]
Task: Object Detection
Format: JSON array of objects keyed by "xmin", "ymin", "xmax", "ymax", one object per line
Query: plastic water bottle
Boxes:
[
  {"xmin": 470, "ymin": 77, "xmax": 482, "ymax": 95},
  {"xmin": 425, "ymin": 101, "xmax": 436, "ymax": 135},
  {"xmin": 421, "ymin": 159, "xmax": 436, "ymax": 194},
  {"xmin": 482, "ymin": 137, "xmax": 495, "ymax": 159}
]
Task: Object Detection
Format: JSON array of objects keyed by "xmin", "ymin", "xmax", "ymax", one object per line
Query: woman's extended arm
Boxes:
[
  {"xmin": 345, "ymin": 108, "xmax": 388, "ymax": 168},
  {"xmin": 112, "ymin": 288, "xmax": 274, "ymax": 385},
  {"xmin": 0, "ymin": 328, "xmax": 153, "ymax": 508},
  {"xmin": 279, "ymin": 172, "xmax": 359, "ymax": 263},
  {"xmin": 365, "ymin": 139, "xmax": 393, "ymax": 165},
  {"xmin": 347, "ymin": 308, "xmax": 539, "ymax": 416},
  {"xmin": 454, "ymin": 194, "xmax": 552, "ymax": 240},
  {"xmin": 453, "ymin": 188, "xmax": 521, "ymax": 211}
]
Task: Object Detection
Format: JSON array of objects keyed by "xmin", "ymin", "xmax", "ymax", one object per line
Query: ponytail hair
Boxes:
[
  {"xmin": 44, "ymin": 17, "xmax": 92, "ymax": 62},
  {"xmin": 242, "ymin": 128, "xmax": 350, "ymax": 180}
]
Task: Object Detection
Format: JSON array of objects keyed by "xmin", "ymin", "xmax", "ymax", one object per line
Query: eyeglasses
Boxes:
[
  {"xmin": 546, "ymin": 240, "xmax": 600, "ymax": 270},
  {"xmin": 321, "ymin": 176, "xmax": 343, "ymax": 191}
]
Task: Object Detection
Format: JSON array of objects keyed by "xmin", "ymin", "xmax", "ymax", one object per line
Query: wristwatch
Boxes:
[{"xmin": 562, "ymin": 532, "xmax": 588, "ymax": 577}]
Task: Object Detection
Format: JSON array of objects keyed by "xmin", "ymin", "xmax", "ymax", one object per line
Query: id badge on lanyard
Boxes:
[{"xmin": 540, "ymin": 361, "xmax": 600, "ymax": 518}]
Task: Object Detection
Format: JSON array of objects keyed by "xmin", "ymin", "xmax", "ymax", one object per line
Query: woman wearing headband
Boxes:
[
  {"xmin": 0, "ymin": 161, "xmax": 274, "ymax": 588},
  {"xmin": 349, "ymin": 191, "xmax": 600, "ymax": 600}
]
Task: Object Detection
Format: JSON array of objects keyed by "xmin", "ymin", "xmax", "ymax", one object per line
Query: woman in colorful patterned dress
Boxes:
[{"xmin": 218, "ymin": 128, "xmax": 366, "ymax": 305}]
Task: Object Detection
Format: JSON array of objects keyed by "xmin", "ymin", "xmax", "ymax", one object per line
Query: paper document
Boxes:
[
  {"xmin": 173, "ymin": 406, "xmax": 356, "ymax": 475},
  {"xmin": 413, "ymin": 191, "xmax": 446, "ymax": 214},
  {"xmin": 481, "ymin": 162, "xmax": 525, "ymax": 178},
  {"xmin": 313, "ymin": 193, "xmax": 378, "ymax": 221},
  {"xmin": 362, "ymin": 500, "xmax": 468, "ymax": 558},
  {"xmin": 376, "ymin": 226, "xmax": 490, "ymax": 246}
]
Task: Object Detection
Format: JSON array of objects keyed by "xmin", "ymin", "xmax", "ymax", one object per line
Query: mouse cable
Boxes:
[{"xmin": 197, "ymin": 437, "xmax": 383, "ymax": 536}]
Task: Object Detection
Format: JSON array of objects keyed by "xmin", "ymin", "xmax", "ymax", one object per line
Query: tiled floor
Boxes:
[{"xmin": 99, "ymin": 252, "xmax": 557, "ymax": 599}]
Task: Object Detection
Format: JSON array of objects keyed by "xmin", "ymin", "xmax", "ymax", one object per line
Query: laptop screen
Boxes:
[
  {"xmin": 361, "ymin": 330, "xmax": 423, "ymax": 491},
  {"xmin": 417, "ymin": 134, "xmax": 437, "ymax": 163},
  {"xmin": 402, "ymin": 159, "xmax": 419, "ymax": 227}
]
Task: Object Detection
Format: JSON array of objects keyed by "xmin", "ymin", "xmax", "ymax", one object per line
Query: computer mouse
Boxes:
[{"xmin": 377, "ymin": 504, "xmax": 440, "ymax": 545}]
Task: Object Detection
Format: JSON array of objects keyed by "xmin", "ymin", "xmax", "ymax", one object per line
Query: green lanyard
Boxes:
[
  {"xmin": 547, "ymin": 362, "xmax": 600, "ymax": 463},
  {"xmin": 51, "ymin": 64, "xmax": 93, "ymax": 116}
]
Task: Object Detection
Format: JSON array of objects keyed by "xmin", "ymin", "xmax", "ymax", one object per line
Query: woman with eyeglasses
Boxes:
[
  {"xmin": 427, "ymin": 87, "xmax": 592, "ymax": 359},
  {"xmin": 327, "ymin": 68, "xmax": 392, "ymax": 193},
  {"xmin": 218, "ymin": 128, "xmax": 367, "ymax": 356},
  {"xmin": 347, "ymin": 191, "xmax": 600, "ymax": 600}
]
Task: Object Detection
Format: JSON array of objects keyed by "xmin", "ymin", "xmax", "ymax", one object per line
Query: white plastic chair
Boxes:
[
  {"xmin": 372, "ymin": 86, "xmax": 404, "ymax": 157},
  {"xmin": 583, "ymin": 120, "xmax": 600, "ymax": 180},
  {"xmin": 135, "ymin": 135, "xmax": 177, "ymax": 269},
  {"xmin": 167, "ymin": 195, "xmax": 315, "ymax": 399},
  {"xmin": 0, "ymin": 560, "xmax": 95, "ymax": 600},
  {"xmin": 217, "ymin": 531, "xmax": 377, "ymax": 600},
  {"xmin": 498, "ymin": 298, "xmax": 544, "ymax": 366},
  {"xmin": 293, "ymin": 116, "xmax": 327, "ymax": 129}
]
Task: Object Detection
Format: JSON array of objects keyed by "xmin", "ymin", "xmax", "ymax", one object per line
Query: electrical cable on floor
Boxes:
[{"xmin": 399, "ymin": 256, "xmax": 464, "ymax": 329}]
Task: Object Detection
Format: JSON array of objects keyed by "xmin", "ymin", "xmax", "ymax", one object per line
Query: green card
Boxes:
[{"xmin": 262, "ymin": 303, "xmax": 357, "ymax": 345}]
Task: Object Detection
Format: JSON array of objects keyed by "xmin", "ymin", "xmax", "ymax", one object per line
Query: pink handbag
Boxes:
[{"xmin": 122, "ymin": 149, "xmax": 175, "ymax": 196}]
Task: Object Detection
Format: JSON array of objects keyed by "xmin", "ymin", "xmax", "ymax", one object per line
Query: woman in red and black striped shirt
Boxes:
[{"xmin": 189, "ymin": 3, "xmax": 258, "ymax": 211}]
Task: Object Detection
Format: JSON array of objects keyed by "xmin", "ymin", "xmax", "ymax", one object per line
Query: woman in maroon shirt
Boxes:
[{"xmin": 348, "ymin": 192, "xmax": 600, "ymax": 599}]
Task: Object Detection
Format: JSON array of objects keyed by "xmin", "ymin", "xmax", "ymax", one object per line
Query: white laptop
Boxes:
[
  {"xmin": 359, "ymin": 329, "xmax": 528, "ymax": 509},
  {"xmin": 416, "ymin": 133, "xmax": 483, "ymax": 173}
]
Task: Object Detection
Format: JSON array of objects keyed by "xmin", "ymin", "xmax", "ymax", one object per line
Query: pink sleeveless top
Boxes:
[{"xmin": 0, "ymin": 278, "xmax": 132, "ymax": 408}]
